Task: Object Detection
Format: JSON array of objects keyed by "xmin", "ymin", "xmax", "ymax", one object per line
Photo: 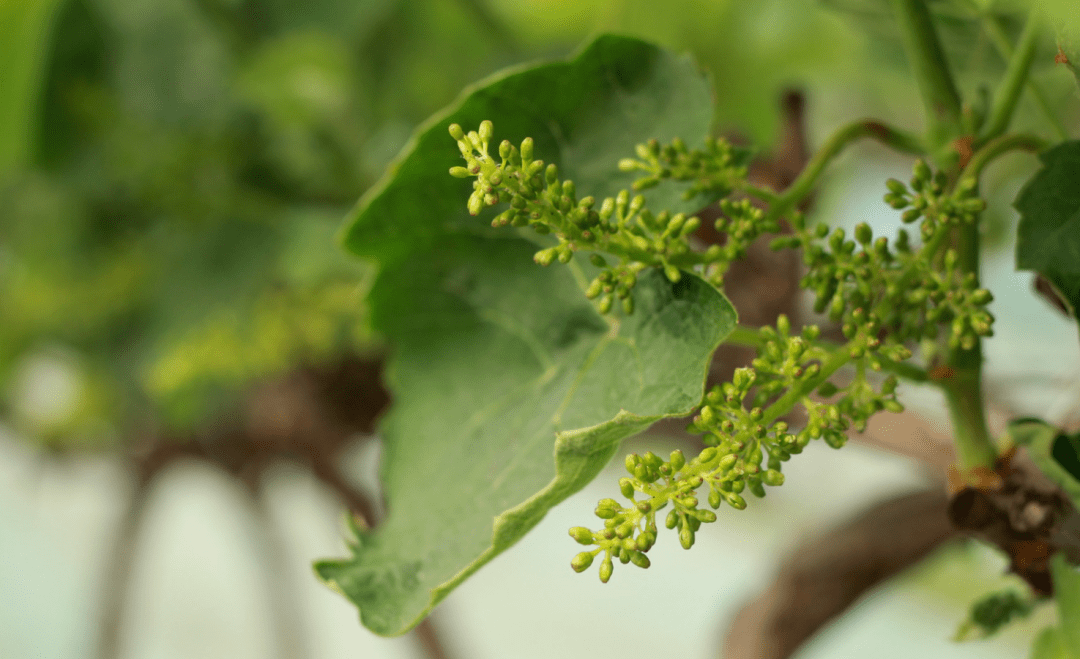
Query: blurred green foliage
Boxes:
[{"xmin": 0, "ymin": 0, "xmax": 1074, "ymax": 450}]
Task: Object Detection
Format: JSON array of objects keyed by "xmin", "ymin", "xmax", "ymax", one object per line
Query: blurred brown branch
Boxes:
[{"xmin": 722, "ymin": 488, "xmax": 957, "ymax": 659}]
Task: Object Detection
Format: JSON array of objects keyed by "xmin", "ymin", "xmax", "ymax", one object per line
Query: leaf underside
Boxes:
[{"xmin": 316, "ymin": 35, "xmax": 735, "ymax": 636}]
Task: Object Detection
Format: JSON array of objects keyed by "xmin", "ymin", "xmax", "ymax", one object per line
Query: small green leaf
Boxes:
[
  {"xmin": 1015, "ymin": 141, "xmax": 1080, "ymax": 323},
  {"xmin": 954, "ymin": 589, "xmax": 1034, "ymax": 641}
]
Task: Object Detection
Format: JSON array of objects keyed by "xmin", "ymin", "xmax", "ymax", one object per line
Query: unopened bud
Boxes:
[
  {"xmin": 569, "ymin": 527, "xmax": 594, "ymax": 545},
  {"xmin": 571, "ymin": 551, "xmax": 594, "ymax": 572}
]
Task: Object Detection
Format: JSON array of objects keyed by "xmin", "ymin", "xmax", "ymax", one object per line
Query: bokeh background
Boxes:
[{"xmin": 2, "ymin": 0, "xmax": 1080, "ymax": 657}]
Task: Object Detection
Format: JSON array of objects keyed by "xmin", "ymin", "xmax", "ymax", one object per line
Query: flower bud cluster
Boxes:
[
  {"xmin": 449, "ymin": 122, "xmax": 729, "ymax": 314},
  {"xmin": 883, "ymin": 159, "xmax": 986, "ymax": 239},
  {"xmin": 571, "ymin": 312, "xmax": 908, "ymax": 582},
  {"xmin": 773, "ymin": 171, "xmax": 994, "ymax": 352},
  {"xmin": 567, "ymin": 445, "xmax": 752, "ymax": 583},
  {"xmin": 702, "ymin": 198, "xmax": 781, "ymax": 287},
  {"xmin": 617, "ymin": 136, "xmax": 752, "ymax": 200}
]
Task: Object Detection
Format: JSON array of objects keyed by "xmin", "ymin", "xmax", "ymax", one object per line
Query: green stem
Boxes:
[
  {"xmin": 941, "ymin": 134, "xmax": 1046, "ymax": 473},
  {"xmin": 983, "ymin": 14, "xmax": 1070, "ymax": 141},
  {"xmin": 980, "ymin": 11, "xmax": 1041, "ymax": 144},
  {"xmin": 725, "ymin": 325, "xmax": 766, "ymax": 347},
  {"xmin": 766, "ymin": 119, "xmax": 925, "ymax": 223},
  {"xmin": 943, "ymin": 180, "xmax": 997, "ymax": 472},
  {"xmin": 762, "ymin": 343, "xmax": 857, "ymax": 425},
  {"xmin": 959, "ymin": 132, "xmax": 1048, "ymax": 185},
  {"xmin": 724, "ymin": 324, "xmax": 930, "ymax": 383},
  {"xmin": 740, "ymin": 183, "xmax": 780, "ymax": 204},
  {"xmin": 889, "ymin": 0, "xmax": 965, "ymax": 148}
]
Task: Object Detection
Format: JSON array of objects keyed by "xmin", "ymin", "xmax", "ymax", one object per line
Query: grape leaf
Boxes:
[
  {"xmin": 340, "ymin": 34, "xmax": 718, "ymax": 265},
  {"xmin": 1014, "ymin": 141, "xmax": 1080, "ymax": 323},
  {"xmin": 317, "ymin": 35, "xmax": 732, "ymax": 636}
]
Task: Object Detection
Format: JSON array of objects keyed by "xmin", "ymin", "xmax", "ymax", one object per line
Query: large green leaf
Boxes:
[
  {"xmin": 1015, "ymin": 141, "xmax": 1080, "ymax": 323},
  {"xmin": 317, "ymin": 35, "xmax": 733, "ymax": 636},
  {"xmin": 340, "ymin": 34, "xmax": 718, "ymax": 264}
]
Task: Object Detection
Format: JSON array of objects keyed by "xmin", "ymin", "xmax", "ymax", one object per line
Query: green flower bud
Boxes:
[
  {"xmin": 585, "ymin": 278, "xmax": 604, "ymax": 300},
  {"xmin": 478, "ymin": 120, "xmax": 494, "ymax": 144},
  {"xmin": 854, "ymin": 222, "xmax": 873, "ymax": 246},
  {"xmin": 663, "ymin": 264, "xmax": 681, "ymax": 283},
  {"xmin": 599, "ymin": 557, "xmax": 613, "ymax": 583},
  {"xmin": 636, "ymin": 500, "xmax": 652, "ymax": 513},
  {"xmin": 520, "ymin": 136, "xmax": 533, "ymax": 162},
  {"xmin": 697, "ymin": 510, "xmax": 717, "ymax": 523},
  {"xmin": 629, "ymin": 194, "xmax": 645, "ymax": 215},
  {"xmin": 913, "ymin": 159, "xmax": 932, "ymax": 183},
  {"xmin": 571, "ymin": 551, "xmax": 595, "ymax": 572},
  {"xmin": 618, "ymin": 158, "xmax": 639, "ymax": 171},
  {"xmin": 733, "ymin": 367, "xmax": 756, "ymax": 390},
  {"xmin": 884, "ymin": 400, "xmax": 904, "ymax": 413},
  {"xmin": 665, "ymin": 510, "xmax": 679, "ymax": 529},
  {"xmin": 629, "ymin": 551, "xmax": 651, "ymax": 569},
  {"xmin": 824, "ymin": 430, "xmax": 847, "ymax": 449},
  {"xmin": 625, "ymin": 453, "xmax": 640, "ymax": 473},
  {"xmin": 679, "ymin": 525, "xmax": 695, "ymax": 549},
  {"xmin": 533, "ymin": 247, "xmax": 556, "ymax": 266},
  {"xmin": 448, "ymin": 123, "xmax": 466, "ymax": 141},
  {"xmin": 569, "ymin": 526, "xmax": 595, "ymax": 545},
  {"xmin": 449, "ymin": 166, "xmax": 471, "ymax": 178},
  {"xmin": 595, "ymin": 498, "xmax": 620, "ymax": 519},
  {"xmin": 640, "ymin": 452, "xmax": 660, "ymax": 469},
  {"xmin": 616, "ymin": 522, "xmax": 634, "ymax": 539},
  {"xmin": 618, "ymin": 547, "xmax": 631, "ymax": 564},
  {"xmin": 468, "ymin": 193, "xmax": 484, "ymax": 216},
  {"xmin": 699, "ymin": 447, "xmax": 718, "ymax": 463},
  {"xmin": 680, "ymin": 216, "xmax": 701, "ymax": 237},
  {"xmin": 598, "ymin": 295, "xmax": 613, "ymax": 314},
  {"xmin": 726, "ymin": 493, "xmax": 747, "ymax": 510},
  {"xmin": 619, "ymin": 477, "xmax": 635, "ymax": 499},
  {"xmin": 708, "ymin": 489, "xmax": 722, "ymax": 509},
  {"xmin": 970, "ymin": 288, "xmax": 992, "ymax": 305},
  {"xmin": 669, "ymin": 449, "xmax": 686, "ymax": 472},
  {"xmin": 885, "ymin": 178, "xmax": 907, "ymax": 195},
  {"xmin": 763, "ymin": 469, "xmax": 785, "ymax": 486}
]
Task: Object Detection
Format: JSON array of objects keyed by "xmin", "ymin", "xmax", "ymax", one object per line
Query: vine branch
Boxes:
[
  {"xmin": 981, "ymin": 11, "xmax": 1041, "ymax": 144},
  {"xmin": 889, "ymin": 0, "xmax": 964, "ymax": 148}
]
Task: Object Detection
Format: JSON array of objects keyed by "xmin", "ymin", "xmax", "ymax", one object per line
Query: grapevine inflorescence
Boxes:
[{"xmin": 449, "ymin": 120, "xmax": 996, "ymax": 583}]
